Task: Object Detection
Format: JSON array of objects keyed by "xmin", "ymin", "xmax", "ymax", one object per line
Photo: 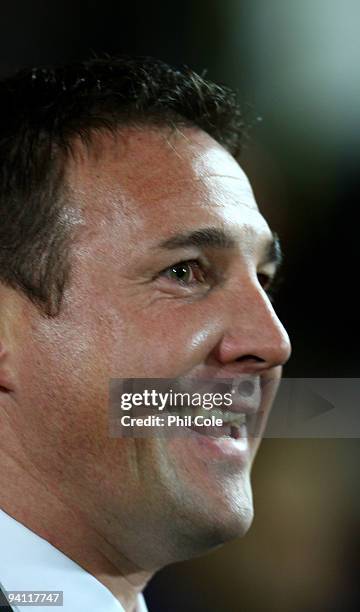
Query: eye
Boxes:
[
  {"xmin": 257, "ymin": 272, "xmax": 282, "ymax": 302},
  {"xmin": 161, "ymin": 260, "xmax": 207, "ymax": 286},
  {"xmin": 257, "ymin": 272, "xmax": 272, "ymax": 291}
]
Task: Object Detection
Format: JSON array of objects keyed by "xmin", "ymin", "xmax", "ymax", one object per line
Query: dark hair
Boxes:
[{"xmin": 0, "ymin": 56, "xmax": 246, "ymax": 316}]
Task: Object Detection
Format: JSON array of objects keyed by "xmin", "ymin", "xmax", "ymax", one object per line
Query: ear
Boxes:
[{"xmin": 0, "ymin": 285, "xmax": 19, "ymax": 396}]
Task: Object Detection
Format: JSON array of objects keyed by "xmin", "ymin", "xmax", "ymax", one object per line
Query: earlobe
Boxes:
[
  {"xmin": 0, "ymin": 341, "xmax": 14, "ymax": 395},
  {"xmin": 0, "ymin": 288, "xmax": 17, "ymax": 396}
]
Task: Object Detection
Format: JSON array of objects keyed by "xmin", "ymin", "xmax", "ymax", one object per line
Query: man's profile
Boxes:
[{"xmin": 0, "ymin": 57, "xmax": 291, "ymax": 612}]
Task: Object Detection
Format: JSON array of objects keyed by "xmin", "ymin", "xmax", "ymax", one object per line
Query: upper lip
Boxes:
[
  {"xmin": 227, "ymin": 398, "xmax": 261, "ymax": 416},
  {"xmin": 193, "ymin": 375, "xmax": 262, "ymax": 416}
]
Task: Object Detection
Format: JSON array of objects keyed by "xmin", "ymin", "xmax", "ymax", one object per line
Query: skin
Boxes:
[{"xmin": 0, "ymin": 126, "xmax": 291, "ymax": 612}]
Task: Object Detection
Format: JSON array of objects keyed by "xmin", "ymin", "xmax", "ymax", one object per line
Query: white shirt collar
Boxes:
[{"xmin": 0, "ymin": 508, "xmax": 148, "ymax": 612}]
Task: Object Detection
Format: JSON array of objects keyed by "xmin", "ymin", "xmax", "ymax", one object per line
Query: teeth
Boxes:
[{"xmin": 196, "ymin": 408, "xmax": 246, "ymax": 426}]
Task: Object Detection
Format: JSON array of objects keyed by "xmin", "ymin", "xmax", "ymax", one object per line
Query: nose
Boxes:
[{"xmin": 212, "ymin": 278, "xmax": 291, "ymax": 372}]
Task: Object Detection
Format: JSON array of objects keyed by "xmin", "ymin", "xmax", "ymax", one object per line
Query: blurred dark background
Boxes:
[{"xmin": 1, "ymin": 1, "xmax": 359, "ymax": 610}]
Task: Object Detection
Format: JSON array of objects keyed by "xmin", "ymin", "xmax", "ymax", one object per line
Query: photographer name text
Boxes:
[{"xmin": 120, "ymin": 414, "xmax": 223, "ymax": 427}]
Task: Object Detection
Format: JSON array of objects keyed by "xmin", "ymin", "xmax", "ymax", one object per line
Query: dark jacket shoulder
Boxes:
[{"xmin": 0, "ymin": 587, "xmax": 14, "ymax": 611}]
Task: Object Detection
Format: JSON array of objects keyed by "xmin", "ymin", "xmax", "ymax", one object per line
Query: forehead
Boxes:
[{"xmin": 66, "ymin": 126, "xmax": 271, "ymax": 249}]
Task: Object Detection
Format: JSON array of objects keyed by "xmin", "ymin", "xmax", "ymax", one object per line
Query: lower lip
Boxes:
[{"xmin": 185, "ymin": 422, "xmax": 251, "ymax": 463}]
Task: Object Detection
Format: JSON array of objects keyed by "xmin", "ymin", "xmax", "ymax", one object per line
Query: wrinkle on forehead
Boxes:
[{"xmin": 65, "ymin": 125, "xmax": 259, "ymax": 228}]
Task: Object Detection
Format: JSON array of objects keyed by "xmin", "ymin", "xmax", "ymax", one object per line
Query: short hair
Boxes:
[{"xmin": 0, "ymin": 55, "xmax": 246, "ymax": 316}]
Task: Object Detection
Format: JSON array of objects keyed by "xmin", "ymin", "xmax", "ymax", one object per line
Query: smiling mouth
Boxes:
[{"xmin": 163, "ymin": 378, "xmax": 261, "ymax": 440}]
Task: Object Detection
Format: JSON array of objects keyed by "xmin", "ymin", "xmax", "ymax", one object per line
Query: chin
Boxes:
[
  {"xmin": 204, "ymin": 495, "xmax": 254, "ymax": 546},
  {"xmin": 175, "ymin": 508, "xmax": 254, "ymax": 563},
  {"xmin": 171, "ymin": 481, "xmax": 255, "ymax": 561},
  {"xmin": 206, "ymin": 470, "xmax": 254, "ymax": 539}
]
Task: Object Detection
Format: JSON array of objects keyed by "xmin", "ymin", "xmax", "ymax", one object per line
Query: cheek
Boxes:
[{"xmin": 108, "ymin": 300, "xmax": 225, "ymax": 378}]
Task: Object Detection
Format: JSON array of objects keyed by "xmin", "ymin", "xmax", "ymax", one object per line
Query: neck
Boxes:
[{"xmin": 0, "ymin": 438, "xmax": 152, "ymax": 612}]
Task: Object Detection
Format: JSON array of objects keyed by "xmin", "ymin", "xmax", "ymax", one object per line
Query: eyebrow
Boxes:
[{"xmin": 157, "ymin": 227, "xmax": 282, "ymax": 267}]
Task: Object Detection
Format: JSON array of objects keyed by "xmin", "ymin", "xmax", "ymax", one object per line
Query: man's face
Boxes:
[{"xmin": 8, "ymin": 127, "xmax": 291, "ymax": 568}]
